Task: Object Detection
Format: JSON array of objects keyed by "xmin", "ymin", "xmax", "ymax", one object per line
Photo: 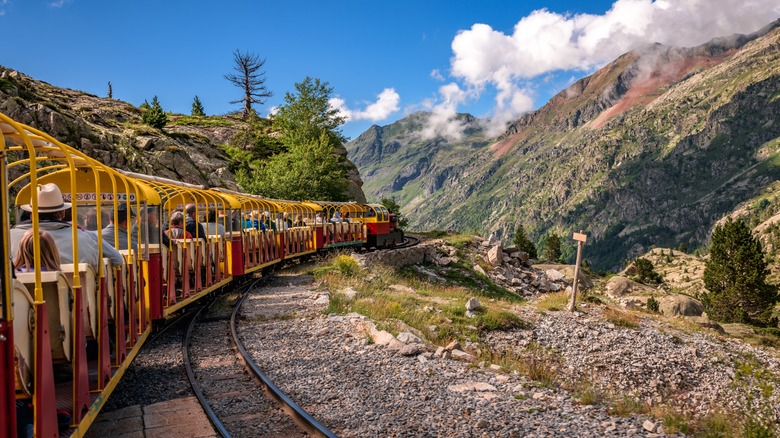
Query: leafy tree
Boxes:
[
  {"xmin": 239, "ymin": 131, "xmax": 348, "ymax": 201},
  {"xmin": 225, "ymin": 49, "xmax": 272, "ymax": 119},
  {"xmin": 380, "ymin": 198, "xmax": 409, "ymax": 228},
  {"xmin": 273, "ymin": 76, "xmax": 347, "ymax": 145},
  {"xmin": 633, "ymin": 258, "xmax": 663, "ymax": 284},
  {"xmin": 191, "ymin": 95, "xmax": 205, "ymax": 116},
  {"xmin": 543, "ymin": 233, "xmax": 562, "ymax": 263},
  {"xmin": 512, "ymin": 224, "xmax": 537, "ymax": 259},
  {"xmin": 702, "ymin": 218, "xmax": 778, "ymax": 326},
  {"xmin": 141, "ymin": 96, "xmax": 167, "ymax": 129}
]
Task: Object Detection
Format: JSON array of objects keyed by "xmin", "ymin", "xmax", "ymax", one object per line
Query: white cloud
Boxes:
[
  {"xmin": 418, "ymin": 82, "xmax": 476, "ymax": 141},
  {"xmin": 430, "ymin": 69, "xmax": 445, "ymax": 82},
  {"xmin": 438, "ymin": 0, "xmax": 780, "ymax": 136},
  {"xmin": 49, "ymin": 0, "xmax": 70, "ymax": 7},
  {"xmin": 452, "ymin": 0, "xmax": 780, "ymax": 86},
  {"xmin": 330, "ymin": 88, "xmax": 400, "ymax": 122}
]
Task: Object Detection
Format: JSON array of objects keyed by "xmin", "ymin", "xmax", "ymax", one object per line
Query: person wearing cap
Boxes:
[
  {"xmin": 101, "ymin": 203, "xmax": 139, "ymax": 252},
  {"xmin": 10, "ymin": 183, "xmax": 124, "ymax": 272}
]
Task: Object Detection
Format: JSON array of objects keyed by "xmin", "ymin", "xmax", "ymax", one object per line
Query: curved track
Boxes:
[{"xmin": 183, "ymin": 278, "xmax": 336, "ymax": 438}]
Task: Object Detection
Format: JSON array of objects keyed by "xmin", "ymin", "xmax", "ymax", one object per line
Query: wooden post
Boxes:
[{"xmin": 568, "ymin": 231, "xmax": 587, "ymax": 312}]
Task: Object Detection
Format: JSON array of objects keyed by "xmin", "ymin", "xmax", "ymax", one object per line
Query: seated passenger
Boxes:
[
  {"xmin": 14, "ymin": 229, "xmax": 61, "ymax": 272},
  {"xmin": 185, "ymin": 204, "xmax": 207, "ymax": 240},
  {"xmin": 165, "ymin": 211, "xmax": 192, "ymax": 240},
  {"xmin": 342, "ymin": 212, "xmax": 352, "ymax": 223},
  {"xmin": 205, "ymin": 210, "xmax": 226, "ymax": 238},
  {"xmin": 102, "ymin": 203, "xmax": 138, "ymax": 252},
  {"xmin": 10, "ymin": 183, "xmax": 124, "ymax": 272},
  {"xmin": 314, "ymin": 212, "xmax": 324, "ymax": 225},
  {"xmin": 330, "ymin": 211, "xmax": 342, "ymax": 223},
  {"xmin": 293, "ymin": 214, "xmax": 305, "ymax": 227}
]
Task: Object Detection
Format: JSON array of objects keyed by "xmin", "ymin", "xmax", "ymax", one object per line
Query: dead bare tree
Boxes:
[{"xmin": 224, "ymin": 50, "xmax": 272, "ymax": 119}]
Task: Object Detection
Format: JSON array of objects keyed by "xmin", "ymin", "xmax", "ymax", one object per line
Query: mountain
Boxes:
[
  {"xmin": 347, "ymin": 20, "xmax": 780, "ymax": 271},
  {"xmin": 0, "ymin": 69, "xmax": 365, "ymax": 201}
]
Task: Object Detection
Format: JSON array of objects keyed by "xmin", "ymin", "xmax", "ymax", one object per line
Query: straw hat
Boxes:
[{"xmin": 21, "ymin": 183, "xmax": 72, "ymax": 213}]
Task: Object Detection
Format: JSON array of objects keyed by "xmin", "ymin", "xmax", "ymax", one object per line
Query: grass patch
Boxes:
[
  {"xmin": 603, "ymin": 308, "xmax": 641, "ymax": 329},
  {"xmin": 608, "ymin": 395, "xmax": 649, "ymax": 416},
  {"xmin": 536, "ymin": 291, "xmax": 570, "ymax": 311},
  {"xmin": 312, "ymin": 253, "xmax": 530, "ymax": 346},
  {"xmin": 169, "ymin": 115, "xmax": 232, "ymax": 127},
  {"xmin": 485, "ymin": 344, "xmax": 559, "ymax": 387}
]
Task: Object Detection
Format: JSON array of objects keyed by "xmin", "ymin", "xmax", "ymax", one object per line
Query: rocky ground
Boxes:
[{"xmin": 240, "ymin": 272, "xmax": 665, "ymax": 437}]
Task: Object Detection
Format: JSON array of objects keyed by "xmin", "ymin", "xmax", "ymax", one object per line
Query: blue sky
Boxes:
[{"xmin": 1, "ymin": 0, "xmax": 778, "ymax": 140}]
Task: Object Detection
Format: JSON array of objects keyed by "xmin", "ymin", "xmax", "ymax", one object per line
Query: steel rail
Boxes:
[
  {"xmin": 230, "ymin": 283, "xmax": 338, "ymax": 438},
  {"xmin": 181, "ymin": 278, "xmax": 258, "ymax": 438}
]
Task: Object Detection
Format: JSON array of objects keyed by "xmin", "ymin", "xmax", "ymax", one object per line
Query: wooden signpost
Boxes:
[{"xmin": 567, "ymin": 230, "xmax": 587, "ymax": 312}]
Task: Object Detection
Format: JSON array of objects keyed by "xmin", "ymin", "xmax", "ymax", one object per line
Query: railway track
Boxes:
[{"xmin": 183, "ymin": 278, "xmax": 336, "ymax": 438}]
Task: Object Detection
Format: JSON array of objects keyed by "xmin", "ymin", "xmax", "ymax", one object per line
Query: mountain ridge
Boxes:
[{"xmin": 347, "ymin": 19, "xmax": 780, "ymax": 270}]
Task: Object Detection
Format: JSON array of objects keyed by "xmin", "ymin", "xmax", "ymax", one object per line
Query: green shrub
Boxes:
[
  {"xmin": 333, "ymin": 255, "xmax": 360, "ymax": 277},
  {"xmin": 141, "ymin": 95, "xmax": 168, "ymax": 129},
  {"xmin": 646, "ymin": 296, "xmax": 660, "ymax": 313}
]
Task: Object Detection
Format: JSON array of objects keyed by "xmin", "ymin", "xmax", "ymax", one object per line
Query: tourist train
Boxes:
[{"xmin": 0, "ymin": 113, "xmax": 404, "ymax": 437}]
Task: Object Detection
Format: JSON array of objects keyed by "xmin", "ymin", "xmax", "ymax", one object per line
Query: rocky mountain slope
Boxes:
[
  {"xmin": 347, "ymin": 20, "xmax": 780, "ymax": 271},
  {"xmin": 0, "ymin": 68, "xmax": 365, "ymax": 200}
]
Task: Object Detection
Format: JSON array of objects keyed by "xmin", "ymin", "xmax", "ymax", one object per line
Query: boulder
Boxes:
[
  {"xmin": 465, "ymin": 297, "xmax": 482, "ymax": 311},
  {"xmin": 536, "ymin": 263, "xmax": 593, "ymax": 288},
  {"xmin": 545, "ymin": 269, "xmax": 566, "ymax": 282},
  {"xmin": 605, "ymin": 276, "xmax": 656, "ymax": 297},
  {"xmin": 397, "ymin": 331, "xmax": 423, "ymax": 344},
  {"xmin": 473, "ymin": 264, "xmax": 486, "ymax": 276},
  {"xmin": 487, "ymin": 244, "xmax": 503, "ymax": 267},
  {"xmin": 399, "ymin": 343, "xmax": 427, "ymax": 356},
  {"xmin": 658, "ymin": 294, "xmax": 704, "ymax": 317}
]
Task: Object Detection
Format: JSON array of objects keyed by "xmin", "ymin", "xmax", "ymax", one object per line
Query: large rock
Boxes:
[
  {"xmin": 487, "ymin": 244, "xmax": 503, "ymax": 267},
  {"xmin": 658, "ymin": 294, "xmax": 704, "ymax": 317},
  {"xmin": 535, "ymin": 263, "xmax": 593, "ymax": 289},
  {"xmin": 605, "ymin": 276, "xmax": 657, "ymax": 297}
]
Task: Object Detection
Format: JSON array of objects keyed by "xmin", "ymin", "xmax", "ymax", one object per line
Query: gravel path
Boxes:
[{"xmin": 239, "ymin": 272, "xmax": 662, "ymax": 437}]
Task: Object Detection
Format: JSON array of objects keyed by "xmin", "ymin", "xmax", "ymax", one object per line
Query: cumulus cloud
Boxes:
[
  {"xmin": 330, "ymin": 88, "xmax": 400, "ymax": 122},
  {"xmin": 432, "ymin": 0, "xmax": 780, "ymax": 138},
  {"xmin": 418, "ymin": 82, "xmax": 478, "ymax": 141}
]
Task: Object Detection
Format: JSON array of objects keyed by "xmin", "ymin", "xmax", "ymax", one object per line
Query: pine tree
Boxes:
[
  {"xmin": 702, "ymin": 218, "xmax": 777, "ymax": 326},
  {"xmin": 141, "ymin": 96, "xmax": 167, "ymax": 129},
  {"xmin": 512, "ymin": 224, "xmax": 537, "ymax": 259},
  {"xmin": 633, "ymin": 258, "xmax": 663, "ymax": 284},
  {"xmin": 543, "ymin": 233, "xmax": 562, "ymax": 263},
  {"xmin": 107, "ymin": 81, "xmax": 113, "ymax": 99},
  {"xmin": 225, "ymin": 50, "xmax": 272, "ymax": 119},
  {"xmin": 191, "ymin": 95, "xmax": 205, "ymax": 116}
]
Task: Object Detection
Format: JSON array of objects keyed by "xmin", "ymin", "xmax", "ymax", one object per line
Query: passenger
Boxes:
[
  {"xmin": 13, "ymin": 229, "xmax": 61, "ymax": 272},
  {"xmin": 185, "ymin": 204, "xmax": 207, "ymax": 240},
  {"xmin": 257, "ymin": 216, "xmax": 267, "ymax": 232},
  {"xmin": 330, "ymin": 210, "xmax": 343, "ymax": 223},
  {"xmin": 165, "ymin": 211, "xmax": 192, "ymax": 240},
  {"xmin": 293, "ymin": 214, "xmax": 305, "ymax": 227},
  {"xmin": 102, "ymin": 203, "xmax": 139, "ymax": 251},
  {"xmin": 205, "ymin": 210, "xmax": 226, "ymax": 238},
  {"xmin": 314, "ymin": 212, "xmax": 324, "ymax": 225},
  {"xmin": 82, "ymin": 209, "xmax": 100, "ymax": 231},
  {"xmin": 145, "ymin": 206, "xmax": 165, "ymax": 245},
  {"xmin": 343, "ymin": 212, "xmax": 352, "ymax": 223},
  {"xmin": 10, "ymin": 183, "xmax": 124, "ymax": 272},
  {"xmin": 264, "ymin": 212, "xmax": 277, "ymax": 232},
  {"xmin": 282, "ymin": 213, "xmax": 291, "ymax": 230}
]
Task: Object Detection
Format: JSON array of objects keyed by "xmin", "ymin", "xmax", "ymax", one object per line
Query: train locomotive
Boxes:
[{"xmin": 0, "ymin": 113, "xmax": 404, "ymax": 437}]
